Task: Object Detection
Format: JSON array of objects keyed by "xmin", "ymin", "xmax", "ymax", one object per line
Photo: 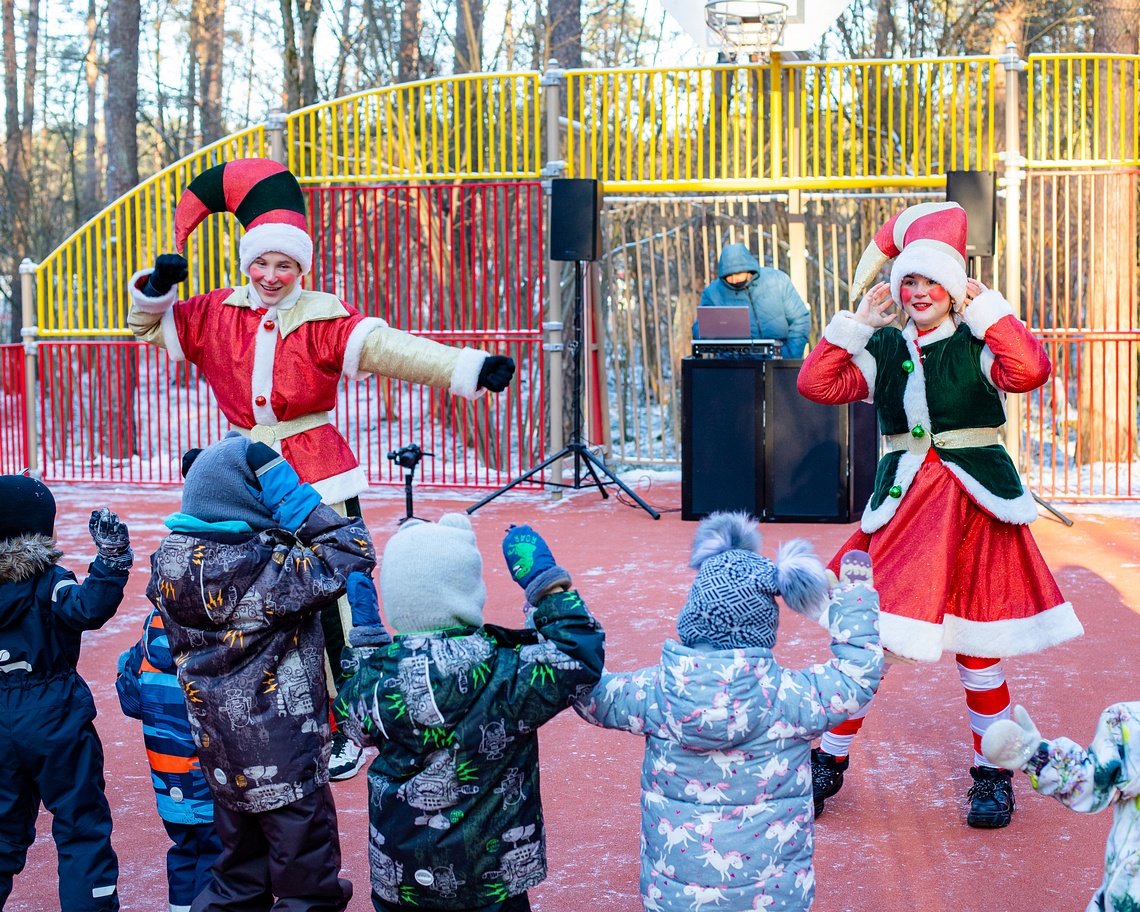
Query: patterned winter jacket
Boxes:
[
  {"xmin": 1023, "ymin": 702, "xmax": 1140, "ymax": 912},
  {"xmin": 146, "ymin": 504, "xmax": 375, "ymax": 813},
  {"xmin": 117, "ymin": 607, "xmax": 214, "ymax": 825},
  {"xmin": 576, "ymin": 583, "xmax": 881, "ymax": 912},
  {"xmin": 336, "ymin": 589, "xmax": 605, "ymax": 909}
]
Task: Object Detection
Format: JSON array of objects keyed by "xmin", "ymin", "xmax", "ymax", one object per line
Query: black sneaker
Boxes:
[
  {"xmin": 967, "ymin": 765, "xmax": 1015, "ymax": 828},
  {"xmin": 812, "ymin": 748, "xmax": 850, "ymax": 817}
]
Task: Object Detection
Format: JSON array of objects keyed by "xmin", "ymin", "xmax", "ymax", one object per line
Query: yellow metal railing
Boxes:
[
  {"xmin": 286, "ymin": 73, "xmax": 542, "ymax": 182},
  {"xmin": 35, "ymin": 128, "xmax": 266, "ymax": 336},
  {"xmin": 1026, "ymin": 54, "xmax": 1140, "ymax": 168},
  {"xmin": 564, "ymin": 56, "xmax": 998, "ymax": 191},
  {"xmin": 32, "ymin": 54, "xmax": 1140, "ymax": 336}
]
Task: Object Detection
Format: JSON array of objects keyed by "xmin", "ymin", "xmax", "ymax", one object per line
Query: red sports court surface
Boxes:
[{"xmin": 7, "ymin": 480, "xmax": 1137, "ymax": 911}]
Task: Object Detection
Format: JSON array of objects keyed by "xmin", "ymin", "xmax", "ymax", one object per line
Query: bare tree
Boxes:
[
  {"xmin": 82, "ymin": 0, "xmax": 99, "ymax": 220},
  {"xmin": 454, "ymin": 0, "xmax": 482, "ymax": 73},
  {"xmin": 3, "ymin": 0, "xmax": 21, "ymax": 188},
  {"xmin": 20, "ymin": 0, "xmax": 35, "ymax": 133},
  {"xmin": 282, "ymin": 0, "xmax": 322, "ymax": 108},
  {"xmin": 105, "ymin": 0, "xmax": 139, "ymax": 201},
  {"xmin": 399, "ymin": 0, "xmax": 421, "ymax": 82},
  {"xmin": 103, "ymin": 0, "xmax": 142, "ymax": 459},
  {"xmin": 872, "ymin": 0, "xmax": 895, "ymax": 56},
  {"xmin": 548, "ymin": 0, "xmax": 581, "ymax": 68},
  {"xmin": 191, "ymin": 0, "xmax": 226, "ymax": 144}
]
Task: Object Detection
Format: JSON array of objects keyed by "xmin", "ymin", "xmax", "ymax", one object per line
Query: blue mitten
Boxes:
[
  {"xmin": 115, "ymin": 644, "xmax": 143, "ymax": 719},
  {"xmin": 343, "ymin": 571, "xmax": 392, "ymax": 674},
  {"xmin": 245, "ymin": 442, "xmax": 322, "ymax": 533},
  {"xmin": 502, "ymin": 524, "xmax": 571, "ymax": 605},
  {"xmin": 347, "ymin": 571, "xmax": 381, "ymax": 627}
]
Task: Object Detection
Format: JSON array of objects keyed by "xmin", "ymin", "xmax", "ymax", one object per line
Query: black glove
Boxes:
[
  {"xmin": 89, "ymin": 507, "xmax": 133, "ymax": 571},
  {"xmin": 477, "ymin": 355, "xmax": 516, "ymax": 393},
  {"xmin": 142, "ymin": 253, "xmax": 189, "ymax": 297}
]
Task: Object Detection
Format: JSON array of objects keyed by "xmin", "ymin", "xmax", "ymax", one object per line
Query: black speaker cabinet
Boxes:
[
  {"xmin": 681, "ymin": 358, "xmax": 878, "ymax": 523},
  {"xmin": 945, "ymin": 170, "xmax": 997, "ymax": 258},
  {"xmin": 681, "ymin": 359, "xmax": 765, "ymax": 520},
  {"xmin": 550, "ymin": 178, "xmax": 602, "ymax": 262}
]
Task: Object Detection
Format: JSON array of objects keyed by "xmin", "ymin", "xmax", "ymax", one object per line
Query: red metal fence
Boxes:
[
  {"xmin": 0, "ymin": 344, "xmax": 27, "ymax": 474},
  {"xmin": 1023, "ymin": 170, "xmax": 1140, "ymax": 500},
  {"xmin": 28, "ymin": 182, "xmax": 546, "ymax": 490}
]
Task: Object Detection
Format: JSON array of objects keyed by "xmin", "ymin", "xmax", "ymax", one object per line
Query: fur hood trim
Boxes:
[{"xmin": 0, "ymin": 534, "xmax": 62, "ymax": 584}]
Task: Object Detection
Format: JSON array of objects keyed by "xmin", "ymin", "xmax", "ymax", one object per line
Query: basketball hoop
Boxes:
[{"xmin": 705, "ymin": 0, "xmax": 788, "ymax": 63}]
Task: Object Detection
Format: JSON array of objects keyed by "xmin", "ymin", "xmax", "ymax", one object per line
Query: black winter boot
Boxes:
[
  {"xmin": 812, "ymin": 748, "xmax": 849, "ymax": 817},
  {"xmin": 967, "ymin": 765, "xmax": 1015, "ymax": 828}
]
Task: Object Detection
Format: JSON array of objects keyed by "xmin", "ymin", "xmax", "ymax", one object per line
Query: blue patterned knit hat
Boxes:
[{"xmin": 676, "ymin": 512, "xmax": 828, "ymax": 650}]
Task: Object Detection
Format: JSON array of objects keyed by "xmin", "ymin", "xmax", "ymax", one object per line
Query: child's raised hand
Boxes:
[
  {"xmin": 981, "ymin": 704, "xmax": 1043, "ymax": 771},
  {"xmin": 854, "ymin": 281, "xmax": 896, "ymax": 328},
  {"xmin": 502, "ymin": 524, "xmax": 571, "ymax": 605},
  {"xmin": 244, "ymin": 442, "xmax": 322, "ymax": 533},
  {"xmin": 89, "ymin": 507, "xmax": 133, "ymax": 571}
]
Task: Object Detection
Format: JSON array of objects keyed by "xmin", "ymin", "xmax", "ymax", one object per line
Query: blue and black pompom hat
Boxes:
[{"xmin": 676, "ymin": 511, "xmax": 829, "ymax": 650}]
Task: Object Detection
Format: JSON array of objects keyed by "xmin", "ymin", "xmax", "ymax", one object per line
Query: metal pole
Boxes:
[
  {"xmin": 541, "ymin": 59, "xmax": 567, "ymax": 497},
  {"xmin": 786, "ymin": 66, "xmax": 808, "ymax": 302},
  {"xmin": 267, "ymin": 111, "xmax": 287, "ymax": 165},
  {"xmin": 1000, "ymin": 43, "xmax": 1026, "ymax": 469},
  {"xmin": 19, "ymin": 258, "xmax": 39, "ymax": 477}
]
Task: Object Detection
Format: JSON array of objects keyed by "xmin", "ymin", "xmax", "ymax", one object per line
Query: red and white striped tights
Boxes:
[{"xmin": 818, "ymin": 655, "xmax": 1011, "ymax": 767}]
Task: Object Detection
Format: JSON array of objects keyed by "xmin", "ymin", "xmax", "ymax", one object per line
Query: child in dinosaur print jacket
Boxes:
[{"xmin": 336, "ymin": 517, "xmax": 604, "ymax": 912}]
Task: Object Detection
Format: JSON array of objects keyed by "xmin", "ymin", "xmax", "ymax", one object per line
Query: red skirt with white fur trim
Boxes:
[{"xmin": 829, "ymin": 451, "xmax": 1083, "ymax": 662}]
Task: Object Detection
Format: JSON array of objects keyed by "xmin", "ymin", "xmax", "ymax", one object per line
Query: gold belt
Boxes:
[
  {"xmin": 885, "ymin": 426, "xmax": 1003, "ymax": 455},
  {"xmin": 233, "ymin": 412, "xmax": 330, "ymax": 446}
]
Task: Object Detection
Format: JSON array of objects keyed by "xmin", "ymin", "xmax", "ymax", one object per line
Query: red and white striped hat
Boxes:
[
  {"xmin": 174, "ymin": 158, "xmax": 313, "ymax": 276},
  {"xmin": 849, "ymin": 202, "xmax": 969, "ymax": 308}
]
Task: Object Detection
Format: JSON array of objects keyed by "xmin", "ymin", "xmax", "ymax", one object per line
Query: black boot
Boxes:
[
  {"xmin": 967, "ymin": 765, "xmax": 1015, "ymax": 828},
  {"xmin": 812, "ymin": 748, "xmax": 849, "ymax": 817}
]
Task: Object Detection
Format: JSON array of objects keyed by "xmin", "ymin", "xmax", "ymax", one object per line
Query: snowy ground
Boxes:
[{"xmin": 4, "ymin": 480, "xmax": 1137, "ymax": 911}]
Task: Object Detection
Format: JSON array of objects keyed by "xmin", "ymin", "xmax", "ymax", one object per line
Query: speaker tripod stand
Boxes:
[{"xmin": 467, "ymin": 261, "xmax": 660, "ymax": 519}]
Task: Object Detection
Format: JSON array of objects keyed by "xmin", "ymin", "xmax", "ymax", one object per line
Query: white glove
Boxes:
[{"xmin": 981, "ymin": 704, "xmax": 1043, "ymax": 771}]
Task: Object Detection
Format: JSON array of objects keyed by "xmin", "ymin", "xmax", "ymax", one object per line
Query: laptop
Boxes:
[{"xmin": 696, "ymin": 305, "xmax": 752, "ymax": 340}]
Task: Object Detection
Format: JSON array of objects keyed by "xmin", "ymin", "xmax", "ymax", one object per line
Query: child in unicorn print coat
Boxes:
[{"xmin": 575, "ymin": 512, "xmax": 882, "ymax": 912}]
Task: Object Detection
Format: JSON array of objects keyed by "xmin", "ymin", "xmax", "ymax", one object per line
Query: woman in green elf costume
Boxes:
[{"xmin": 796, "ymin": 201, "xmax": 1083, "ymax": 830}]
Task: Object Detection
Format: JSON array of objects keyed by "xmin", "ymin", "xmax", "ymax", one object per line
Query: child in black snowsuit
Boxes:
[
  {"xmin": 147, "ymin": 435, "xmax": 376, "ymax": 911},
  {"xmin": 0, "ymin": 475, "xmax": 133, "ymax": 911}
]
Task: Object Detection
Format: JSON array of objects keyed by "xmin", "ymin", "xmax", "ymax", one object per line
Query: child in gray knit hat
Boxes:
[
  {"xmin": 575, "ymin": 511, "xmax": 883, "ymax": 912},
  {"xmin": 335, "ymin": 516, "xmax": 604, "ymax": 912}
]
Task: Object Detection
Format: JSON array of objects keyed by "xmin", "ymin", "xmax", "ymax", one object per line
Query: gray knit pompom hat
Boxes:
[
  {"xmin": 380, "ymin": 513, "xmax": 487, "ymax": 634},
  {"xmin": 676, "ymin": 512, "xmax": 828, "ymax": 649}
]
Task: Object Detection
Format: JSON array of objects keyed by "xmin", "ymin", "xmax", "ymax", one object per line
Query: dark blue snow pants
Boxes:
[{"xmin": 0, "ymin": 675, "xmax": 119, "ymax": 911}]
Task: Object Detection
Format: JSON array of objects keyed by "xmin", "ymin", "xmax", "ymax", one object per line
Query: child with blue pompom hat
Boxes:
[{"xmin": 574, "ymin": 511, "xmax": 882, "ymax": 912}]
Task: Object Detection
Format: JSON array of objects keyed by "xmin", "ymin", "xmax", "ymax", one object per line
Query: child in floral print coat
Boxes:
[
  {"xmin": 575, "ymin": 512, "xmax": 882, "ymax": 912},
  {"xmin": 983, "ymin": 702, "xmax": 1140, "ymax": 912}
]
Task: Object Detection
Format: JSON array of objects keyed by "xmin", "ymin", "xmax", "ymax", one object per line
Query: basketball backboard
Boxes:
[{"xmin": 661, "ymin": 0, "xmax": 852, "ymax": 55}]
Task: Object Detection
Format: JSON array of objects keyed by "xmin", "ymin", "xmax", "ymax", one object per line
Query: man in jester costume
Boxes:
[
  {"xmin": 796, "ymin": 201, "xmax": 1083, "ymax": 829},
  {"xmin": 128, "ymin": 157, "xmax": 516, "ymax": 781}
]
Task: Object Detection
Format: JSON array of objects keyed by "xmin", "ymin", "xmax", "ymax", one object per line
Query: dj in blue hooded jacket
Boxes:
[{"xmin": 694, "ymin": 243, "xmax": 811, "ymax": 358}]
